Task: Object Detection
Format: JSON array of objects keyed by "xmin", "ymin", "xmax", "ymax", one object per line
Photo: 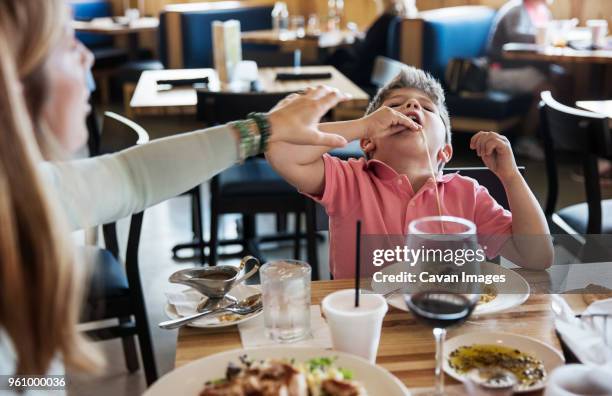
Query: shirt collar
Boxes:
[{"xmin": 362, "ymin": 158, "xmax": 458, "ymax": 183}]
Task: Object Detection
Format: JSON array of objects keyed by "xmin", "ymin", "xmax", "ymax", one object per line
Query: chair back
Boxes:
[
  {"xmin": 95, "ymin": 112, "xmax": 150, "ymax": 258},
  {"xmin": 70, "ymin": 0, "xmax": 113, "ymax": 48},
  {"xmin": 539, "ymin": 91, "xmax": 611, "ymax": 233},
  {"xmin": 99, "ymin": 111, "xmax": 150, "ymax": 155},
  {"xmin": 371, "ymin": 56, "xmax": 405, "ymax": 89},
  {"xmin": 159, "ymin": 4, "xmax": 273, "ymax": 68},
  {"xmin": 415, "ymin": 6, "xmax": 496, "ymax": 80},
  {"xmin": 312, "ymin": 166, "xmax": 524, "ymax": 231},
  {"xmin": 196, "ymin": 90, "xmax": 294, "ymax": 124}
]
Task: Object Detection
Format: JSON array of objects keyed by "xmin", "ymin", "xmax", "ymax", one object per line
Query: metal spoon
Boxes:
[
  {"xmin": 196, "ymin": 294, "xmax": 238, "ymax": 313},
  {"xmin": 159, "ymin": 293, "xmax": 263, "ymax": 330}
]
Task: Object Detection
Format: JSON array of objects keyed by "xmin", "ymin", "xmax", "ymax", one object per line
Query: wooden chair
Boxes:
[
  {"xmin": 539, "ymin": 91, "xmax": 612, "ymax": 235},
  {"xmin": 193, "ymin": 90, "xmax": 324, "ymax": 279},
  {"xmin": 370, "ymin": 56, "xmax": 404, "ymax": 89},
  {"xmin": 82, "ymin": 111, "xmax": 158, "ymax": 385}
]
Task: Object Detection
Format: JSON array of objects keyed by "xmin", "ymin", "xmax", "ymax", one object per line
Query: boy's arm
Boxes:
[
  {"xmin": 266, "ymin": 104, "xmax": 420, "ymax": 195},
  {"xmin": 471, "ymin": 131, "xmax": 553, "ymax": 269},
  {"xmin": 265, "ymin": 120, "xmax": 364, "ymax": 195}
]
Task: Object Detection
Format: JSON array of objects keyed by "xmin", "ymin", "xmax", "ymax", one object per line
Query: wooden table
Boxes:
[
  {"xmin": 576, "ymin": 100, "xmax": 612, "ymax": 118},
  {"xmin": 73, "ymin": 17, "xmax": 159, "ymax": 61},
  {"xmin": 176, "ymin": 279, "xmax": 581, "ymax": 395},
  {"xmin": 129, "ymin": 65, "xmax": 369, "ymax": 117},
  {"xmin": 71, "ymin": 17, "xmax": 159, "ymax": 35},
  {"xmin": 241, "ymin": 29, "xmax": 360, "ymax": 51},
  {"xmin": 502, "ymin": 43, "xmax": 612, "ymax": 65}
]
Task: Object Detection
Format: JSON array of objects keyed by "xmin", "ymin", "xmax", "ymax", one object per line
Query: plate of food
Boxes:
[
  {"xmin": 144, "ymin": 346, "xmax": 410, "ymax": 396},
  {"xmin": 164, "ymin": 284, "xmax": 262, "ymax": 328},
  {"xmin": 444, "ymin": 331, "xmax": 565, "ymax": 393},
  {"xmin": 375, "ymin": 261, "xmax": 530, "ymax": 316}
]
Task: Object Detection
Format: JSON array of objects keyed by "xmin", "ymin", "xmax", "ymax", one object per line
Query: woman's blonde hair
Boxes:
[{"xmin": 0, "ymin": 0, "xmax": 102, "ymax": 375}]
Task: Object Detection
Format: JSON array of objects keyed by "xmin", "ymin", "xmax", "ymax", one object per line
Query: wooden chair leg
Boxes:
[
  {"xmin": 119, "ymin": 317, "xmax": 139, "ymax": 373},
  {"xmin": 293, "ymin": 212, "xmax": 301, "ymax": 260},
  {"xmin": 276, "ymin": 212, "xmax": 287, "ymax": 232},
  {"xmin": 209, "ymin": 193, "xmax": 219, "ymax": 267},
  {"xmin": 133, "ymin": 296, "xmax": 158, "ymax": 386},
  {"xmin": 305, "ymin": 203, "xmax": 320, "ymax": 280},
  {"xmin": 191, "ymin": 187, "xmax": 205, "ymax": 265}
]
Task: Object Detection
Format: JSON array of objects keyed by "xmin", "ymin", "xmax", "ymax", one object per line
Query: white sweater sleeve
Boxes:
[{"xmin": 40, "ymin": 124, "xmax": 240, "ymax": 230}]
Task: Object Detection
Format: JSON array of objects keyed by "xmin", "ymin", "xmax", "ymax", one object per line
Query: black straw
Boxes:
[{"xmin": 355, "ymin": 220, "xmax": 361, "ymax": 308}]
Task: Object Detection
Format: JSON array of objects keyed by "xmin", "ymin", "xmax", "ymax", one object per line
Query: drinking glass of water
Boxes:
[
  {"xmin": 261, "ymin": 259, "xmax": 311, "ymax": 342},
  {"xmin": 405, "ymin": 216, "xmax": 481, "ymax": 396}
]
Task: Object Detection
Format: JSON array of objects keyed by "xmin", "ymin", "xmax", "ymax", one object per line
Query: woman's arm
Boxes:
[
  {"xmin": 40, "ymin": 124, "xmax": 241, "ymax": 229},
  {"xmin": 41, "ymin": 86, "xmax": 351, "ymax": 230}
]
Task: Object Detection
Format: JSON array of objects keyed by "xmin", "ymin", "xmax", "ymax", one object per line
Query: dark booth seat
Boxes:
[
  {"xmin": 81, "ymin": 246, "xmax": 130, "ymax": 302},
  {"xmin": 70, "ymin": 0, "xmax": 129, "ymax": 68},
  {"xmin": 396, "ymin": 6, "xmax": 533, "ymax": 133},
  {"xmin": 557, "ymin": 200, "xmax": 612, "ymax": 234},
  {"xmin": 446, "ymin": 91, "xmax": 532, "ymax": 119},
  {"xmin": 159, "ymin": 5, "xmax": 274, "ymax": 69},
  {"xmin": 216, "ymin": 158, "xmax": 296, "ymax": 198}
]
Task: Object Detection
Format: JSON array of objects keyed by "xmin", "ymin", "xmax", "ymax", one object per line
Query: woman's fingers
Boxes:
[{"xmin": 315, "ymin": 90, "xmax": 350, "ymax": 116}]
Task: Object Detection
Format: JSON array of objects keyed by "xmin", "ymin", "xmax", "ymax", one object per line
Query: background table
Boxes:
[
  {"xmin": 72, "ymin": 17, "xmax": 159, "ymax": 35},
  {"xmin": 129, "ymin": 65, "xmax": 369, "ymax": 117},
  {"xmin": 241, "ymin": 29, "xmax": 360, "ymax": 51},
  {"xmin": 72, "ymin": 17, "xmax": 158, "ymax": 59},
  {"xmin": 502, "ymin": 43, "xmax": 612, "ymax": 65},
  {"xmin": 176, "ymin": 279, "xmax": 581, "ymax": 395}
]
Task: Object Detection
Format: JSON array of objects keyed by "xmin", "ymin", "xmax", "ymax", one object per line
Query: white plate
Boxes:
[
  {"xmin": 443, "ymin": 331, "xmax": 565, "ymax": 393},
  {"xmin": 376, "ymin": 262, "xmax": 530, "ymax": 316},
  {"xmin": 144, "ymin": 346, "xmax": 410, "ymax": 396},
  {"xmin": 165, "ymin": 284, "xmax": 261, "ymax": 328}
]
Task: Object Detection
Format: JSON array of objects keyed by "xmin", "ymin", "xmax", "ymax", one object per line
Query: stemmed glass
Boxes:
[{"xmin": 404, "ymin": 216, "xmax": 481, "ymax": 396}]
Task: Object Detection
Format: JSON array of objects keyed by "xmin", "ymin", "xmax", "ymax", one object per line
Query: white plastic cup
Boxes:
[
  {"xmin": 587, "ymin": 20, "xmax": 609, "ymax": 49},
  {"xmin": 321, "ymin": 289, "xmax": 388, "ymax": 363}
]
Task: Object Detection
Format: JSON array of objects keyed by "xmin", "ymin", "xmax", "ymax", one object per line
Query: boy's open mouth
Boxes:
[{"xmin": 405, "ymin": 110, "xmax": 423, "ymax": 126}]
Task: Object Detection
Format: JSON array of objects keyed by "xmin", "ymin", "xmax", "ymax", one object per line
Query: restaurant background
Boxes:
[{"xmin": 109, "ymin": 0, "xmax": 612, "ymax": 55}]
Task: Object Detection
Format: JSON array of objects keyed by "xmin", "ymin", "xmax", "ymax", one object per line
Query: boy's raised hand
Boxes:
[{"xmin": 470, "ymin": 131, "xmax": 519, "ymax": 182}]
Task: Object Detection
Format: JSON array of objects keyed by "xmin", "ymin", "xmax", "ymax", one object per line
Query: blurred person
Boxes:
[
  {"xmin": 486, "ymin": 0, "xmax": 567, "ymax": 160},
  {"xmin": 327, "ymin": 0, "xmax": 417, "ymax": 89},
  {"xmin": 0, "ymin": 0, "xmax": 350, "ymax": 387}
]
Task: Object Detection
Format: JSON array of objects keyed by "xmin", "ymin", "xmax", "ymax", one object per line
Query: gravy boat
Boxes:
[{"xmin": 169, "ymin": 256, "xmax": 259, "ymax": 298}]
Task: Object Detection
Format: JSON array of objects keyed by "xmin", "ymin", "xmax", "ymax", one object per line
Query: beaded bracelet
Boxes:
[
  {"xmin": 248, "ymin": 112, "xmax": 271, "ymax": 152},
  {"xmin": 230, "ymin": 118, "xmax": 261, "ymax": 161}
]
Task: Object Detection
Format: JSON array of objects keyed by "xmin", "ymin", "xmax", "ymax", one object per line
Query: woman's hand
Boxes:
[
  {"xmin": 470, "ymin": 131, "xmax": 520, "ymax": 183},
  {"xmin": 267, "ymin": 86, "xmax": 350, "ymax": 148}
]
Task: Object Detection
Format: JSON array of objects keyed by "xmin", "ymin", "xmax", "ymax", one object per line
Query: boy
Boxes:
[{"xmin": 266, "ymin": 67, "xmax": 553, "ymax": 278}]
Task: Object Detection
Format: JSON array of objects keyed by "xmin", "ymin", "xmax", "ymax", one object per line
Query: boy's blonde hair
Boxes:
[{"xmin": 365, "ymin": 66, "xmax": 452, "ymax": 145}]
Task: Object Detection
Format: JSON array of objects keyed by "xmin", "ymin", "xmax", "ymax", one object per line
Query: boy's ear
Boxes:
[
  {"xmin": 438, "ymin": 143, "xmax": 453, "ymax": 164},
  {"xmin": 360, "ymin": 138, "xmax": 376, "ymax": 156}
]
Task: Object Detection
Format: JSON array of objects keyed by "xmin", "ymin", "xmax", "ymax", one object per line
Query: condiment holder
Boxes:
[{"xmin": 169, "ymin": 256, "xmax": 259, "ymax": 299}]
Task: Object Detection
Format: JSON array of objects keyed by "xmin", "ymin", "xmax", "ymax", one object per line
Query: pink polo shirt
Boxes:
[{"xmin": 307, "ymin": 154, "xmax": 513, "ymax": 279}]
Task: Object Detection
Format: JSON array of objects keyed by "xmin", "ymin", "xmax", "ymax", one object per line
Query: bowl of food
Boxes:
[
  {"xmin": 144, "ymin": 347, "xmax": 410, "ymax": 396},
  {"xmin": 444, "ymin": 331, "xmax": 565, "ymax": 393}
]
